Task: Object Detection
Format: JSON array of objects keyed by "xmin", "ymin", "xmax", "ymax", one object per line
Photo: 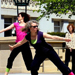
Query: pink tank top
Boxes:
[{"xmin": 14, "ymin": 22, "xmax": 27, "ymax": 43}]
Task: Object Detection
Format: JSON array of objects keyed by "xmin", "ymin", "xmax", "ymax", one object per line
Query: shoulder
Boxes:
[
  {"xmin": 73, "ymin": 32, "xmax": 75, "ymax": 35},
  {"xmin": 73, "ymin": 32, "xmax": 75, "ymax": 34},
  {"xmin": 13, "ymin": 22, "xmax": 19, "ymax": 26},
  {"xmin": 37, "ymin": 31, "xmax": 44, "ymax": 38},
  {"xmin": 37, "ymin": 31, "xmax": 43, "ymax": 35},
  {"xmin": 66, "ymin": 32, "xmax": 69, "ymax": 35}
]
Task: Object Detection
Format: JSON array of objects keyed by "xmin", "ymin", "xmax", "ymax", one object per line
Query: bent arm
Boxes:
[
  {"xmin": 43, "ymin": 33, "xmax": 71, "ymax": 42},
  {"xmin": 9, "ymin": 38, "xmax": 28, "ymax": 51},
  {"xmin": 0, "ymin": 24, "xmax": 14, "ymax": 33}
]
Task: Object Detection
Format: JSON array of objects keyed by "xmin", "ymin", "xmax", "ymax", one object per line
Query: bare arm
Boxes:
[
  {"xmin": 43, "ymin": 33, "xmax": 71, "ymax": 42},
  {"xmin": 9, "ymin": 38, "xmax": 28, "ymax": 51},
  {"xmin": 0, "ymin": 24, "xmax": 14, "ymax": 33}
]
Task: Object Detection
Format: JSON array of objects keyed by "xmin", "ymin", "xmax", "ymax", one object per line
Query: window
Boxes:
[
  {"xmin": 4, "ymin": 18, "xmax": 12, "ymax": 37},
  {"xmin": 54, "ymin": 21, "xmax": 60, "ymax": 32}
]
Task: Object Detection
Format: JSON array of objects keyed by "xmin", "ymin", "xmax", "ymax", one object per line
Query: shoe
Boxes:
[{"xmin": 68, "ymin": 72, "xmax": 74, "ymax": 75}]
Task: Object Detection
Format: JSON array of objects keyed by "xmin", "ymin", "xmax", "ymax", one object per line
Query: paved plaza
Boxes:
[{"xmin": 0, "ymin": 73, "xmax": 62, "ymax": 75}]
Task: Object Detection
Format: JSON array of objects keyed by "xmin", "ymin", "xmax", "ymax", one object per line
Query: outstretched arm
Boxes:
[
  {"xmin": 9, "ymin": 38, "xmax": 28, "ymax": 51},
  {"xmin": 43, "ymin": 33, "xmax": 71, "ymax": 42},
  {"xmin": 0, "ymin": 24, "xmax": 14, "ymax": 33}
]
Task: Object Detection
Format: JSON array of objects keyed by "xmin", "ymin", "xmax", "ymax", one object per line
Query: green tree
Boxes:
[{"xmin": 32, "ymin": 0, "xmax": 75, "ymax": 20}]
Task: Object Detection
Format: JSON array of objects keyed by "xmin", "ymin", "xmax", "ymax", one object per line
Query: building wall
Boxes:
[
  {"xmin": 39, "ymin": 13, "xmax": 75, "ymax": 33},
  {"xmin": 0, "ymin": 0, "xmax": 4, "ymax": 37},
  {"xmin": 0, "ymin": 1, "xmax": 1, "ymax": 25},
  {"xmin": 1, "ymin": 0, "xmax": 75, "ymax": 36},
  {"xmin": 1, "ymin": 8, "xmax": 40, "ymax": 17},
  {"xmin": 63, "ymin": 21, "xmax": 69, "ymax": 32},
  {"xmin": 39, "ymin": 3, "xmax": 75, "ymax": 33},
  {"xmin": 0, "ymin": 20, "xmax": 4, "ymax": 37},
  {"xmin": 1, "ymin": 0, "xmax": 40, "ymax": 37}
]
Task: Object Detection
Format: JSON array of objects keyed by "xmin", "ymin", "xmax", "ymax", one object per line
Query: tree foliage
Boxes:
[{"xmin": 32, "ymin": 0, "xmax": 75, "ymax": 20}]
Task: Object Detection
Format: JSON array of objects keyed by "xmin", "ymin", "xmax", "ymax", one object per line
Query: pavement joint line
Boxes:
[{"xmin": 0, "ymin": 73, "xmax": 62, "ymax": 75}]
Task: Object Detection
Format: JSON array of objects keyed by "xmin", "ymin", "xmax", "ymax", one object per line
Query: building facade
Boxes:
[
  {"xmin": 39, "ymin": 13, "xmax": 75, "ymax": 33},
  {"xmin": 1, "ymin": 0, "xmax": 75, "ymax": 37},
  {"xmin": 1, "ymin": 0, "xmax": 40, "ymax": 37}
]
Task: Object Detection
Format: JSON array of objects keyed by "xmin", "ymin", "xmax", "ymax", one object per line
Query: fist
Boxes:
[{"xmin": 9, "ymin": 45, "xmax": 14, "ymax": 51}]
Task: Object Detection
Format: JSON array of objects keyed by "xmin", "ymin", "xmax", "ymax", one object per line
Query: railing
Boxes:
[{"xmin": 1, "ymin": 0, "xmax": 39, "ymax": 10}]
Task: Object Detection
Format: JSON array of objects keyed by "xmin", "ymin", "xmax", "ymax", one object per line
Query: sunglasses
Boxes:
[{"xmin": 31, "ymin": 26, "xmax": 38, "ymax": 28}]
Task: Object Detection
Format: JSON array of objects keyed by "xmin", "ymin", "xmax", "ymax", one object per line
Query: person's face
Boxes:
[
  {"xmin": 17, "ymin": 14, "xmax": 24, "ymax": 21},
  {"xmin": 69, "ymin": 25, "xmax": 73, "ymax": 32},
  {"xmin": 30, "ymin": 23, "xmax": 38, "ymax": 33}
]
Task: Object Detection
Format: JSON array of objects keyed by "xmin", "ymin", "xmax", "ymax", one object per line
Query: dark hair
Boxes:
[
  {"xmin": 67, "ymin": 24, "xmax": 74, "ymax": 32},
  {"xmin": 18, "ymin": 12, "xmax": 30, "ymax": 23}
]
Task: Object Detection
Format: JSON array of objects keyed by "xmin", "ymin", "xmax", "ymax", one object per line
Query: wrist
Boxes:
[
  {"xmin": 13, "ymin": 44, "xmax": 17, "ymax": 49},
  {"xmin": 63, "ymin": 38, "xmax": 65, "ymax": 41},
  {"xmin": 12, "ymin": 46, "xmax": 15, "ymax": 49}
]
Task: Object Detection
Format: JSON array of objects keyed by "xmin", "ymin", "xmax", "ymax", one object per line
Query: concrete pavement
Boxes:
[{"xmin": 0, "ymin": 73, "xmax": 62, "ymax": 75}]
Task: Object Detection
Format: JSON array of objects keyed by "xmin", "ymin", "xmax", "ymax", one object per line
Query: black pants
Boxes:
[
  {"xmin": 65, "ymin": 49, "xmax": 75, "ymax": 74},
  {"xmin": 31, "ymin": 46, "xmax": 72, "ymax": 75},
  {"xmin": 7, "ymin": 42, "xmax": 32, "ymax": 70}
]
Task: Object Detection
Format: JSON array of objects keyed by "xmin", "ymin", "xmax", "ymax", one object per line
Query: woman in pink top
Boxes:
[{"xmin": 0, "ymin": 12, "xmax": 32, "ymax": 75}]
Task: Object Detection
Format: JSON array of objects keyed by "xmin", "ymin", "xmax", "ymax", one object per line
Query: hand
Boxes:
[
  {"xmin": 64, "ymin": 38, "xmax": 71, "ymax": 42},
  {"xmin": 70, "ymin": 48, "xmax": 72, "ymax": 52},
  {"xmin": 9, "ymin": 45, "xmax": 14, "ymax": 51},
  {"xmin": 0, "ymin": 31, "xmax": 2, "ymax": 33}
]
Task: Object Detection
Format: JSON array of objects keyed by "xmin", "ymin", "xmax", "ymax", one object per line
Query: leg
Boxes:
[
  {"xmin": 4, "ymin": 72, "xmax": 8, "ymax": 75},
  {"xmin": 31, "ymin": 53, "xmax": 46, "ymax": 75},
  {"xmin": 72, "ymin": 50, "xmax": 75, "ymax": 74},
  {"xmin": 47, "ymin": 47, "xmax": 72, "ymax": 75},
  {"xmin": 7, "ymin": 47, "xmax": 20, "ymax": 68},
  {"xmin": 65, "ymin": 49, "xmax": 70, "ymax": 66},
  {"xmin": 4, "ymin": 68, "xmax": 10, "ymax": 75},
  {"xmin": 21, "ymin": 42, "xmax": 33, "ymax": 70},
  {"xmin": 63, "ymin": 49, "xmax": 71, "ymax": 75},
  {"xmin": 5, "ymin": 46, "xmax": 21, "ymax": 75}
]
